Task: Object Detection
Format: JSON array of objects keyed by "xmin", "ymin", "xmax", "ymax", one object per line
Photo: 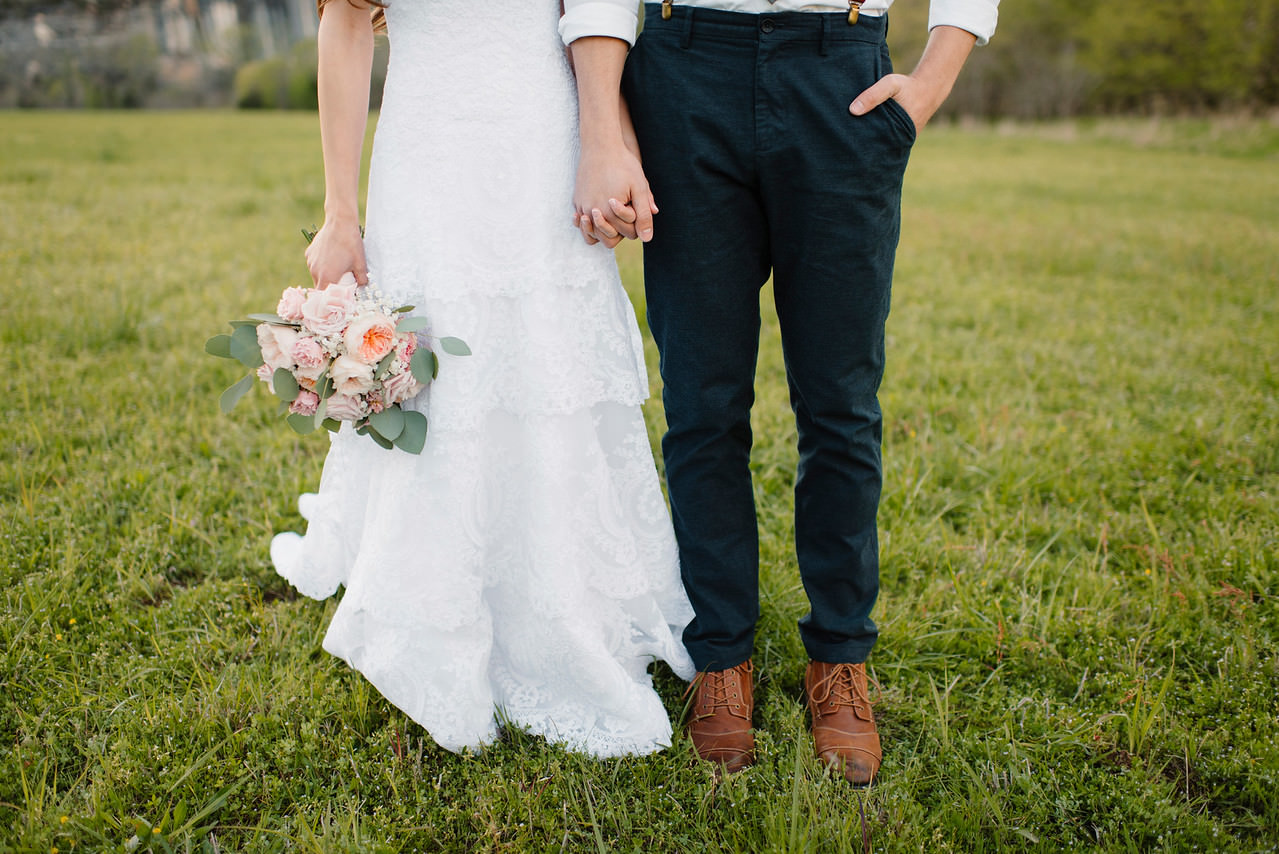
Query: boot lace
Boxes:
[
  {"xmin": 683, "ymin": 661, "xmax": 751, "ymax": 714},
  {"xmin": 811, "ymin": 663, "xmax": 874, "ymax": 719}
]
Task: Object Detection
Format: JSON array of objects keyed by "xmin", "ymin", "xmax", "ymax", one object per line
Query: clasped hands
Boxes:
[
  {"xmin": 571, "ymin": 138, "xmax": 657, "ymax": 249},
  {"xmin": 570, "ymin": 72, "xmax": 936, "ymax": 248}
]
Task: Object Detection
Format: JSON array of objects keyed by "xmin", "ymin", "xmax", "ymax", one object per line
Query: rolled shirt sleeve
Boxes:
[
  {"xmin": 928, "ymin": 0, "xmax": 999, "ymax": 45},
  {"xmin": 559, "ymin": 0, "xmax": 641, "ymax": 47}
]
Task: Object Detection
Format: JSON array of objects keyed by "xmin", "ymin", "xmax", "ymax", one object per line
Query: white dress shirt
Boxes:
[{"xmin": 561, "ymin": 0, "xmax": 998, "ymax": 48}]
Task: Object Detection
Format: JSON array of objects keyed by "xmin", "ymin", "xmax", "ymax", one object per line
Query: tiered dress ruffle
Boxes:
[{"xmin": 270, "ymin": 0, "xmax": 695, "ymax": 757}]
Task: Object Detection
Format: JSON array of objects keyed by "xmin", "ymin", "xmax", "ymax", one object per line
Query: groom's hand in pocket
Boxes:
[{"xmin": 848, "ymin": 25, "xmax": 978, "ymax": 133}]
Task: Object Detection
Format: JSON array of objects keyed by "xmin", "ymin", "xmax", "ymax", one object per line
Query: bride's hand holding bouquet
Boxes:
[
  {"xmin": 207, "ymin": 230, "xmax": 469, "ymax": 454},
  {"xmin": 305, "ymin": 215, "xmax": 369, "ymax": 289}
]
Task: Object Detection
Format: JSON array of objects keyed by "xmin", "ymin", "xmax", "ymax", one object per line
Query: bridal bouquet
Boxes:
[{"xmin": 207, "ymin": 273, "xmax": 469, "ymax": 454}]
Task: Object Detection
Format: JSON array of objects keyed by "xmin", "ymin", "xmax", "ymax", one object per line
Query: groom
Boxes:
[{"xmin": 563, "ymin": 0, "xmax": 997, "ymax": 783}]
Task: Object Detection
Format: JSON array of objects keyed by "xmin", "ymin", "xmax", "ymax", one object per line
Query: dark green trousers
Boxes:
[{"xmin": 623, "ymin": 4, "xmax": 915, "ymax": 672}]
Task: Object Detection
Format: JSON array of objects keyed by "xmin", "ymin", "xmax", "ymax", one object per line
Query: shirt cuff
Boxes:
[
  {"xmin": 559, "ymin": 1, "xmax": 640, "ymax": 47},
  {"xmin": 928, "ymin": 0, "xmax": 999, "ymax": 46}
]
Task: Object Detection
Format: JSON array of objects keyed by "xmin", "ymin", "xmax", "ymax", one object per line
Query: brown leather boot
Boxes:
[
  {"xmin": 685, "ymin": 659, "xmax": 755, "ymax": 773},
  {"xmin": 805, "ymin": 660, "xmax": 881, "ymax": 785}
]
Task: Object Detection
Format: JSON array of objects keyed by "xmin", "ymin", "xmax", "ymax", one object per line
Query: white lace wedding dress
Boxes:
[{"xmin": 268, "ymin": 0, "xmax": 695, "ymax": 757}]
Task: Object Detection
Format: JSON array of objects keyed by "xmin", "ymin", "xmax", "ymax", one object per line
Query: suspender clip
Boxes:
[
  {"xmin": 662, "ymin": 0, "xmax": 673, "ymax": 20},
  {"xmin": 847, "ymin": 0, "xmax": 861, "ymax": 25}
]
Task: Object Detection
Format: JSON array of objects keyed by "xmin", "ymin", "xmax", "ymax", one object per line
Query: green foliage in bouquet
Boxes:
[
  {"xmin": 205, "ymin": 312, "xmax": 466, "ymax": 454},
  {"xmin": 206, "ymin": 230, "xmax": 468, "ymax": 454}
]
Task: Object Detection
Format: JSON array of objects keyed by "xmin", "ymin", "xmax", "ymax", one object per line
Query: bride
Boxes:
[{"xmin": 269, "ymin": 0, "xmax": 694, "ymax": 757}]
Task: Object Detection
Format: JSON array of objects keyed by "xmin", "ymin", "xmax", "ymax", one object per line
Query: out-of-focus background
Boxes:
[
  {"xmin": 1, "ymin": 0, "xmax": 385, "ymax": 110},
  {"xmin": 1, "ymin": 0, "xmax": 1277, "ymax": 115},
  {"xmin": 2, "ymin": 2, "xmax": 1278, "ymax": 853}
]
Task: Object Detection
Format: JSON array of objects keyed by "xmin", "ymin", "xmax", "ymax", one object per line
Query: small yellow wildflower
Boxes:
[
  {"xmin": 68, "ymin": 618, "xmax": 76, "ymax": 625},
  {"xmin": 60, "ymin": 815, "xmax": 69, "ymax": 824},
  {"xmin": 55, "ymin": 633, "xmax": 62, "ymax": 641},
  {"xmin": 153, "ymin": 827, "xmax": 162, "ymax": 835},
  {"xmin": 1144, "ymin": 568, "xmax": 1152, "ymax": 575}
]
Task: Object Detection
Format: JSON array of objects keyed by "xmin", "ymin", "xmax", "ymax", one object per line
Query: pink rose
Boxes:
[
  {"xmin": 290, "ymin": 389, "xmax": 319, "ymax": 416},
  {"xmin": 382, "ymin": 368, "xmax": 424, "ymax": 406},
  {"xmin": 398, "ymin": 334, "xmax": 418, "ymax": 360},
  {"xmin": 256, "ymin": 362, "xmax": 275, "ymax": 392},
  {"xmin": 325, "ymin": 393, "xmax": 366, "ymax": 422},
  {"xmin": 276, "ymin": 287, "xmax": 309, "ymax": 323},
  {"xmin": 290, "ymin": 336, "xmax": 327, "ymax": 381},
  {"xmin": 344, "ymin": 314, "xmax": 397, "ymax": 365},
  {"xmin": 301, "ymin": 274, "xmax": 359, "ymax": 336},
  {"xmin": 330, "ymin": 354, "xmax": 376, "ymax": 396},
  {"xmin": 257, "ymin": 323, "xmax": 300, "ymax": 372}
]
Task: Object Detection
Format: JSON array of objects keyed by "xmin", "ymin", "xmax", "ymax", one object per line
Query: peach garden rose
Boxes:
[{"xmin": 344, "ymin": 314, "xmax": 398, "ymax": 365}]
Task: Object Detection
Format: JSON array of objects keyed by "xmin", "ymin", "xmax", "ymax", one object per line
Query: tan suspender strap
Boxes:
[{"xmin": 663, "ymin": 0, "xmax": 673, "ymax": 20}]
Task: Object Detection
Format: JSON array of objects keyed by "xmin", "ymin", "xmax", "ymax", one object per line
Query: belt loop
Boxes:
[
  {"xmin": 819, "ymin": 14, "xmax": 830, "ymax": 56},
  {"xmin": 680, "ymin": 7, "xmax": 694, "ymax": 49}
]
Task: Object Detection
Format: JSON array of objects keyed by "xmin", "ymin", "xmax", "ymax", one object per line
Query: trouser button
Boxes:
[{"xmin": 761, "ymin": 19, "xmax": 776, "ymax": 33}]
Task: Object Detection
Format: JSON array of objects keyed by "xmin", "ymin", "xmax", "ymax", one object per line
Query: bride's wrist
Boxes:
[
  {"xmin": 578, "ymin": 111, "xmax": 627, "ymax": 149},
  {"xmin": 323, "ymin": 207, "xmax": 361, "ymax": 229},
  {"xmin": 579, "ymin": 131, "xmax": 628, "ymax": 158}
]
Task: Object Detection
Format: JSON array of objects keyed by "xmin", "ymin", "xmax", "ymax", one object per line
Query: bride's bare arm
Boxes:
[
  {"xmin": 305, "ymin": 1, "xmax": 375, "ymax": 288},
  {"xmin": 569, "ymin": 36, "xmax": 656, "ymax": 247}
]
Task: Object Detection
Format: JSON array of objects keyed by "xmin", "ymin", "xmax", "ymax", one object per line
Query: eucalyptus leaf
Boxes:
[
  {"xmin": 439, "ymin": 337, "xmax": 472, "ymax": 356},
  {"xmin": 374, "ymin": 350, "xmax": 397, "ymax": 381},
  {"xmin": 205, "ymin": 334, "xmax": 233, "ymax": 359},
  {"xmin": 277, "ymin": 400, "xmax": 291, "ymax": 416},
  {"xmin": 322, "ymin": 418, "xmax": 341, "ymax": 433},
  {"xmin": 395, "ymin": 316, "xmax": 430, "ymax": 334},
  {"xmin": 314, "ymin": 397, "xmax": 328, "ymax": 426},
  {"xmin": 317, "ymin": 372, "xmax": 335, "ymax": 400},
  {"xmin": 219, "ymin": 373, "xmax": 257, "ymax": 414},
  {"xmin": 228, "ymin": 320, "xmax": 257, "ymax": 328},
  {"xmin": 286, "ymin": 413, "xmax": 317, "ymax": 435},
  {"xmin": 272, "ymin": 368, "xmax": 300, "ymax": 402},
  {"xmin": 229, "ymin": 324, "xmax": 264, "ymax": 368},
  {"xmin": 247, "ymin": 313, "xmax": 299, "ymax": 327},
  {"xmin": 366, "ymin": 426, "xmax": 394, "ymax": 450},
  {"xmin": 395, "ymin": 410, "xmax": 428, "ymax": 455},
  {"xmin": 368, "ymin": 406, "xmax": 406, "ymax": 441},
  {"xmin": 392, "ymin": 304, "xmax": 415, "ymax": 314},
  {"xmin": 410, "ymin": 349, "xmax": 437, "ymax": 385}
]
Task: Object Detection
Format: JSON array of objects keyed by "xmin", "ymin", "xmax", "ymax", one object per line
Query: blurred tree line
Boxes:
[
  {"xmin": 889, "ymin": 0, "xmax": 1279, "ymax": 116},
  {"xmin": 3, "ymin": 0, "xmax": 1277, "ymax": 113}
]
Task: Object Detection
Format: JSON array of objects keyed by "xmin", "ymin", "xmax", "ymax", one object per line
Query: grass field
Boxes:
[{"xmin": 1, "ymin": 111, "xmax": 1277, "ymax": 853}]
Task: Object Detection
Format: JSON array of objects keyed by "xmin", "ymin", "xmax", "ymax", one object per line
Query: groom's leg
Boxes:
[
  {"xmin": 757, "ymin": 14, "xmax": 915, "ymax": 664},
  {"xmin": 623, "ymin": 9, "xmax": 771, "ymax": 672}
]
